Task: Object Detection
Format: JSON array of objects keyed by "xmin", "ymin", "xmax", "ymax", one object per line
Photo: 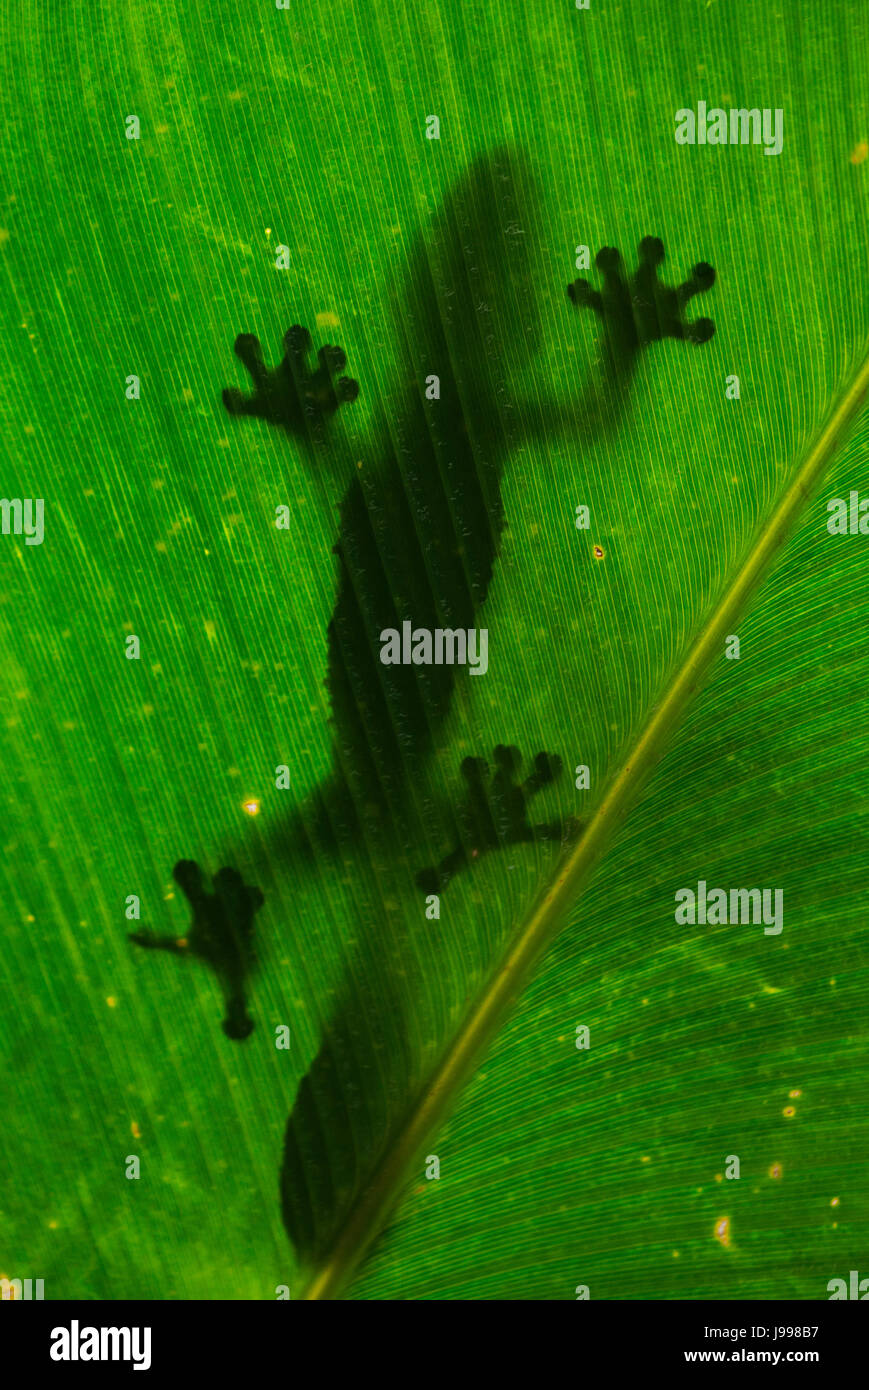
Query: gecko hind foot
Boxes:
[
  {"xmin": 416, "ymin": 745, "xmax": 572, "ymax": 894},
  {"xmin": 567, "ymin": 237, "xmax": 716, "ymax": 356},
  {"xmin": 128, "ymin": 859, "xmax": 264, "ymax": 1042},
  {"xmin": 222, "ymin": 323, "xmax": 359, "ymax": 439}
]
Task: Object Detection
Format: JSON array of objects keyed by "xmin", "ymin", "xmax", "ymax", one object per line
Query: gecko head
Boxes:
[{"xmin": 567, "ymin": 237, "xmax": 716, "ymax": 361}]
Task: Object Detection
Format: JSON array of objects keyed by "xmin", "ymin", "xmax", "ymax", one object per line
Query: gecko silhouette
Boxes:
[
  {"xmin": 223, "ymin": 153, "xmax": 534, "ymax": 853},
  {"xmin": 218, "ymin": 147, "xmax": 718, "ymax": 1265},
  {"xmin": 129, "ymin": 860, "xmax": 263, "ymax": 1040},
  {"xmin": 222, "ymin": 149, "xmax": 716, "ymax": 897}
]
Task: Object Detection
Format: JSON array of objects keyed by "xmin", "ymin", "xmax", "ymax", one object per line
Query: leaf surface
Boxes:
[{"xmin": 1, "ymin": 0, "xmax": 868, "ymax": 1302}]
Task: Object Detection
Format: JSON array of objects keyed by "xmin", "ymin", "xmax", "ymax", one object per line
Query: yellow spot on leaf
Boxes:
[
  {"xmin": 316, "ymin": 311, "xmax": 340, "ymax": 328},
  {"xmin": 850, "ymin": 141, "xmax": 868, "ymax": 165},
  {"xmin": 242, "ymin": 799, "xmax": 260, "ymax": 816},
  {"xmin": 714, "ymin": 1217, "xmax": 730, "ymax": 1246},
  {"xmin": 106, "ymin": 996, "xmax": 117, "ymax": 1008}
]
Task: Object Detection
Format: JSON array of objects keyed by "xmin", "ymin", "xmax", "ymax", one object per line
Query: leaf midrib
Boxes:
[{"xmin": 300, "ymin": 347, "xmax": 869, "ymax": 1299}]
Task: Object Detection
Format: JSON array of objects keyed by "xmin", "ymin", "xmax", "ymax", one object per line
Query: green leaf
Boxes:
[
  {"xmin": 294, "ymin": 347, "xmax": 869, "ymax": 1298},
  {"xmin": 2, "ymin": 0, "xmax": 869, "ymax": 1304}
]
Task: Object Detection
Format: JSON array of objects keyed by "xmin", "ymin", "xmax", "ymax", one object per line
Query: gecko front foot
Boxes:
[
  {"xmin": 416, "ymin": 745, "xmax": 573, "ymax": 893},
  {"xmin": 222, "ymin": 324, "xmax": 359, "ymax": 439},
  {"xmin": 568, "ymin": 237, "xmax": 716, "ymax": 360},
  {"xmin": 129, "ymin": 859, "xmax": 264, "ymax": 1041}
]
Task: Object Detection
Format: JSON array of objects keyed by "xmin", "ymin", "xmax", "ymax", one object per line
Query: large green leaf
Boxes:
[{"xmin": 2, "ymin": 0, "xmax": 868, "ymax": 1301}]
